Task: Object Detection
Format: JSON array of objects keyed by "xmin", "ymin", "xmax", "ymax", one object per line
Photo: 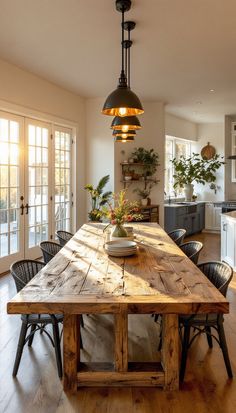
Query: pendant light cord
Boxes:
[{"xmin": 128, "ymin": 27, "xmax": 131, "ymax": 88}]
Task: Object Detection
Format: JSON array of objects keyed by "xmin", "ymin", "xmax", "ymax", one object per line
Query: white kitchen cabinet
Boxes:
[
  {"xmin": 221, "ymin": 214, "xmax": 235, "ymax": 268},
  {"xmin": 205, "ymin": 202, "xmax": 222, "ymax": 231}
]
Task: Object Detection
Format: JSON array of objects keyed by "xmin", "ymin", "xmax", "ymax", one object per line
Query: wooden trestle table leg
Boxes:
[
  {"xmin": 162, "ymin": 314, "xmax": 179, "ymax": 391},
  {"xmin": 63, "ymin": 314, "xmax": 79, "ymax": 393},
  {"xmin": 114, "ymin": 311, "xmax": 128, "ymax": 372}
]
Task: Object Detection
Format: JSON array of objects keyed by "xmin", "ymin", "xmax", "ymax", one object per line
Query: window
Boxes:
[{"xmin": 165, "ymin": 135, "xmax": 191, "ymax": 197}]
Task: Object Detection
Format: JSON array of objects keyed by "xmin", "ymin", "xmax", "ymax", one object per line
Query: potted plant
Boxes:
[
  {"xmin": 171, "ymin": 153, "xmax": 224, "ymax": 201},
  {"xmin": 133, "ymin": 182, "xmax": 157, "ymax": 206},
  {"xmin": 102, "ymin": 190, "xmax": 142, "ymax": 238},
  {"xmin": 131, "ymin": 147, "xmax": 159, "ymax": 177},
  {"xmin": 84, "ymin": 175, "xmax": 112, "ymax": 221}
]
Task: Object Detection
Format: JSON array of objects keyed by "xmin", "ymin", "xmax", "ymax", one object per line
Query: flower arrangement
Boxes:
[{"xmin": 102, "ymin": 190, "xmax": 143, "ymax": 234}]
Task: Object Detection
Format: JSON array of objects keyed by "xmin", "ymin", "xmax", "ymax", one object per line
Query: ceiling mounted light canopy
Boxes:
[{"xmin": 102, "ymin": 0, "xmax": 144, "ymax": 117}]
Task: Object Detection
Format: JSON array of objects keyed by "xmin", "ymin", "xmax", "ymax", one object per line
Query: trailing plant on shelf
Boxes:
[
  {"xmin": 84, "ymin": 175, "xmax": 112, "ymax": 222},
  {"xmin": 131, "ymin": 147, "xmax": 159, "ymax": 176}
]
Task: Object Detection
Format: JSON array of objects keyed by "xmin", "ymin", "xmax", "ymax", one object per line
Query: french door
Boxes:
[
  {"xmin": 0, "ymin": 112, "xmax": 24, "ymax": 270},
  {"xmin": 0, "ymin": 111, "xmax": 73, "ymax": 273}
]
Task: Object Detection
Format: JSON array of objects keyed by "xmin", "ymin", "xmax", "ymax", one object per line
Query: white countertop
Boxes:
[{"xmin": 221, "ymin": 211, "xmax": 236, "ymax": 220}]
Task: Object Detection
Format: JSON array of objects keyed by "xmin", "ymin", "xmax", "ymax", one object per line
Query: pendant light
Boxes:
[
  {"xmin": 115, "ymin": 136, "xmax": 135, "ymax": 143},
  {"xmin": 111, "ymin": 114, "xmax": 141, "ymax": 131},
  {"xmin": 111, "ymin": 21, "xmax": 142, "ymax": 132},
  {"xmin": 102, "ymin": 0, "xmax": 144, "ymax": 117},
  {"xmin": 112, "ymin": 129, "xmax": 136, "ymax": 138}
]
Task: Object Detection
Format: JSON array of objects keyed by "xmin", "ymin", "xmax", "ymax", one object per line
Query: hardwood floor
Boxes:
[{"xmin": 1, "ymin": 232, "xmax": 236, "ymax": 412}]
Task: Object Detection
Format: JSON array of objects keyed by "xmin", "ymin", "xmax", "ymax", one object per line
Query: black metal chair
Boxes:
[
  {"xmin": 168, "ymin": 229, "xmax": 186, "ymax": 246},
  {"xmin": 40, "ymin": 241, "xmax": 62, "ymax": 264},
  {"xmin": 56, "ymin": 230, "xmax": 73, "ymax": 247},
  {"xmin": 179, "ymin": 241, "xmax": 203, "ymax": 264},
  {"xmin": 10, "ymin": 260, "xmax": 63, "ymax": 378},
  {"xmin": 179, "ymin": 261, "xmax": 233, "ymax": 382}
]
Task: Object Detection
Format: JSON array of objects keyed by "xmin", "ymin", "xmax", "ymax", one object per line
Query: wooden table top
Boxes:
[{"xmin": 7, "ymin": 223, "xmax": 229, "ymax": 315}]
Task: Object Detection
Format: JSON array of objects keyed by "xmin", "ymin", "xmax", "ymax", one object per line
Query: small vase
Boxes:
[
  {"xmin": 184, "ymin": 184, "xmax": 194, "ymax": 202},
  {"xmin": 111, "ymin": 224, "xmax": 128, "ymax": 238},
  {"xmin": 141, "ymin": 198, "xmax": 148, "ymax": 206}
]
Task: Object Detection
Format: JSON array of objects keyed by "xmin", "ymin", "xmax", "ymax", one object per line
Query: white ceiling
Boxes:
[{"xmin": 1, "ymin": 0, "xmax": 236, "ymax": 123}]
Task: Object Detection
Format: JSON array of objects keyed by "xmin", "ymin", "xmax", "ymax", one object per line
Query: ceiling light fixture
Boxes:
[
  {"xmin": 111, "ymin": 115, "xmax": 141, "ymax": 131},
  {"xmin": 115, "ymin": 136, "xmax": 135, "ymax": 143},
  {"xmin": 113, "ymin": 129, "xmax": 136, "ymax": 138},
  {"xmin": 102, "ymin": 0, "xmax": 144, "ymax": 117}
]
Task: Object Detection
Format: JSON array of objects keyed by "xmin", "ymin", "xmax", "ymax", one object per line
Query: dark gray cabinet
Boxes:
[{"xmin": 164, "ymin": 203, "xmax": 205, "ymax": 235}]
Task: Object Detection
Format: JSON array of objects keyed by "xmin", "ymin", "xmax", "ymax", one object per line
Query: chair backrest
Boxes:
[
  {"xmin": 180, "ymin": 241, "xmax": 203, "ymax": 264},
  {"xmin": 56, "ymin": 230, "xmax": 73, "ymax": 247},
  {"xmin": 168, "ymin": 229, "xmax": 186, "ymax": 246},
  {"xmin": 198, "ymin": 261, "xmax": 233, "ymax": 297},
  {"xmin": 40, "ymin": 241, "xmax": 62, "ymax": 264},
  {"xmin": 10, "ymin": 260, "xmax": 45, "ymax": 292}
]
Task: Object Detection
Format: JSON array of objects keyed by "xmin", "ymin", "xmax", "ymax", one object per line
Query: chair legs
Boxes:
[
  {"xmin": 51, "ymin": 317, "xmax": 63, "ymax": 378},
  {"xmin": 180, "ymin": 325, "xmax": 191, "ymax": 382},
  {"xmin": 205, "ymin": 326, "xmax": 213, "ymax": 348},
  {"xmin": 28, "ymin": 324, "xmax": 36, "ymax": 347},
  {"xmin": 179, "ymin": 322, "xmax": 232, "ymax": 382},
  {"xmin": 13, "ymin": 321, "xmax": 28, "ymax": 377},
  {"xmin": 218, "ymin": 322, "xmax": 233, "ymax": 378}
]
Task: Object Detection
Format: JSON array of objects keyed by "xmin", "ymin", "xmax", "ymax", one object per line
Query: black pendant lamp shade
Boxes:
[
  {"xmin": 115, "ymin": 135, "xmax": 135, "ymax": 143},
  {"xmin": 102, "ymin": 0, "xmax": 144, "ymax": 118},
  {"xmin": 102, "ymin": 75, "xmax": 144, "ymax": 117},
  {"xmin": 113, "ymin": 129, "xmax": 136, "ymax": 138},
  {"xmin": 111, "ymin": 115, "xmax": 141, "ymax": 131}
]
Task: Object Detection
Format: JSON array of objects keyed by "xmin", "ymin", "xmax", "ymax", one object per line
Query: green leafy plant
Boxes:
[
  {"xmin": 133, "ymin": 182, "xmax": 157, "ymax": 199},
  {"xmin": 84, "ymin": 175, "xmax": 112, "ymax": 221},
  {"xmin": 171, "ymin": 153, "xmax": 224, "ymax": 189},
  {"xmin": 131, "ymin": 147, "xmax": 159, "ymax": 176}
]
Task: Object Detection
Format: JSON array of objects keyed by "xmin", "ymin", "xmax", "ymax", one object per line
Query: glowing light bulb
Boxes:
[
  {"xmin": 118, "ymin": 107, "xmax": 128, "ymax": 117},
  {"xmin": 121, "ymin": 125, "xmax": 129, "ymax": 132}
]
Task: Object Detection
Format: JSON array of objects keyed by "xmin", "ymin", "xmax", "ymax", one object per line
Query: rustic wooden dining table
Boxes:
[{"xmin": 7, "ymin": 223, "xmax": 229, "ymax": 393}]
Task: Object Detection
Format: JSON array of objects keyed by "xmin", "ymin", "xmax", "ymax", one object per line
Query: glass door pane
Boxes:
[
  {"xmin": 25, "ymin": 119, "xmax": 51, "ymax": 259},
  {"xmin": 53, "ymin": 127, "xmax": 72, "ymax": 234},
  {"xmin": 0, "ymin": 112, "xmax": 24, "ymax": 272}
]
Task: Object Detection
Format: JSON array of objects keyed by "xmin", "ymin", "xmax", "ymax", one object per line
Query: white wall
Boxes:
[
  {"xmin": 85, "ymin": 99, "xmax": 165, "ymax": 225},
  {"xmin": 165, "ymin": 113, "xmax": 197, "ymax": 141},
  {"xmin": 85, "ymin": 98, "xmax": 115, "ymax": 218},
  {"xmin": 0, "ymin": 58, "xmax": 86, "ymax": 228},
  {"xmin": 192, "ymin": 123, "xmax": 224, "ymax": 201}
]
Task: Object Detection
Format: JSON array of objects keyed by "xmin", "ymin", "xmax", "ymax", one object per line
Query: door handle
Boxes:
[
  {"xmin": 25, "ymin": 203, "xmax": 30, "ymax": 214},
  {"xmin": 20, "ymin": 204, "xmax": 24, "ymax": 215}
]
